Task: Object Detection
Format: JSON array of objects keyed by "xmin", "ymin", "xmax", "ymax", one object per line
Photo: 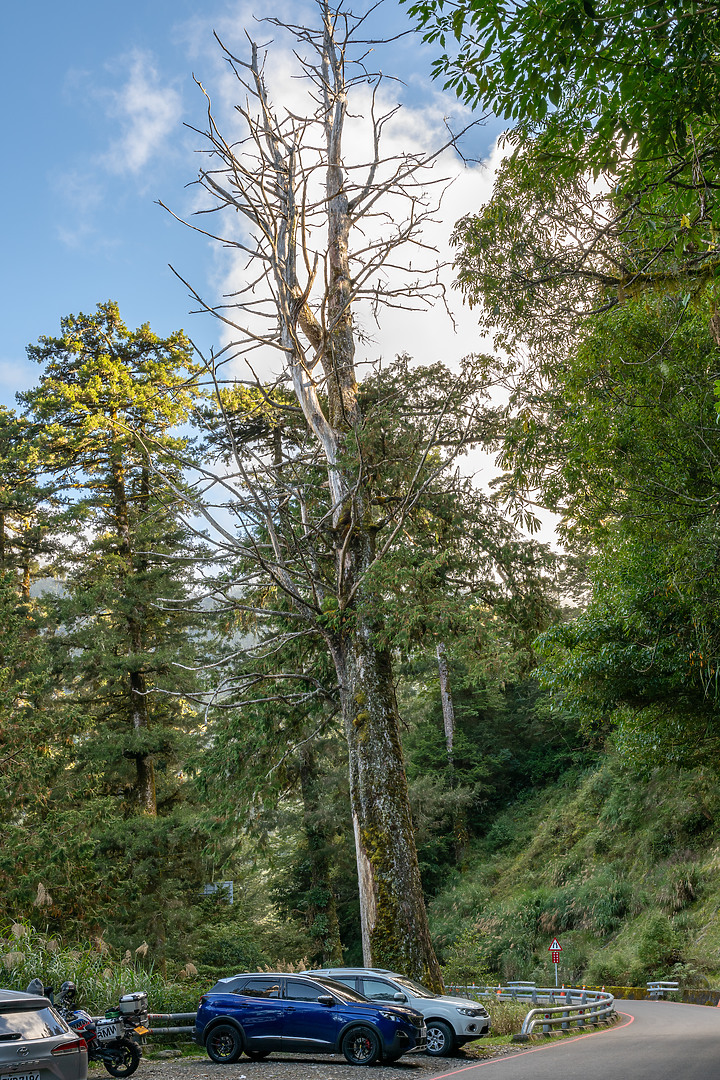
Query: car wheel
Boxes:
[
  {"xmin": 103, "ymin": 1038, "xmax": 142, "ymax": 1077},
  {"xmin": 341, "ymin": 1025, "xmax": 381, "ymax": 1065},
  {"xmin": 425, "ymin": 1020, "xmax": 456, "ymax": 1057},
  {"xmin": 206, "ymin": 1024, "xmax": 243, "ymax": 1064},
  {"xmin": 246, "ymin": 1050, "xmax": 270, "ymax": 1060}
]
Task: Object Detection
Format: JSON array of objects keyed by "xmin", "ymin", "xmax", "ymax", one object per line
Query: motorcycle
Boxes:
[{"xmin": 52, "ymin": 982, "xmax": 148, "ymax": 1078}]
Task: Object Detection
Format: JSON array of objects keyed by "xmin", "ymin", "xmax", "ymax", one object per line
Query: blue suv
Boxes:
[{"xmin": 194, "ymin": 972, "xmax": 427, "ymax": 1066}]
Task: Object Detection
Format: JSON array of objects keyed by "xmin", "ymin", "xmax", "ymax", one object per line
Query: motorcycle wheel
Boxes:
[{"xmin": 103, "ymin": 1038, "xmax": 142, "ymax": 1077}]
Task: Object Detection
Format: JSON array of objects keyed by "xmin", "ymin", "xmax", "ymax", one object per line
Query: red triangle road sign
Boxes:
[{"xmin": 548, "ymin": 938, "xmax": 562, "ymax": 951}]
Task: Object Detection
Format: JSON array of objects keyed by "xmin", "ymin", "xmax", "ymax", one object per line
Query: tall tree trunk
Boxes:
[
  {"xmin": 192, "ymin": 5, "xmax": 446, "ymax": 987},
  {"xmin": 436, "ymin": 643, "xmax": 455, "ymax": 763},
  {"xmin": 315, "ymin": 20, "xmax": 441, "ymax": 986},
  {"xmin": 331, "ymin": 528, "xmax": 443, "ymax": 989},
  {"xmin": 436, "ymin": 643, "xmax": 468, "ymax": 865}
]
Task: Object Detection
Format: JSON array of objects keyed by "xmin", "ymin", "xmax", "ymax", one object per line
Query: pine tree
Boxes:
[
  {"xmin": 21, "ymin": 301, "xmax": 203, "ymax": 815},
  {"xmin": 10, "ymin": 303, "xmax": 213, "ymax": 958}
]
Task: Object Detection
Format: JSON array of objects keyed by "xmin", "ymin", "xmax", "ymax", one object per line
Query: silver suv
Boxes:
[
  {"xmin": 303, "ymin": 968, "xmax": 489, "ymax": 1057},
  {"xmin": 0, "ymin": 989, "xmax": 88, "ymax": 1080}
]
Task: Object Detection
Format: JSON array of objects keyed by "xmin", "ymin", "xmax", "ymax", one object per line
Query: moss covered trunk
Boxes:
[{"xmin": 331, "ymin": 526, "xmax": 443, "ymax": 990}]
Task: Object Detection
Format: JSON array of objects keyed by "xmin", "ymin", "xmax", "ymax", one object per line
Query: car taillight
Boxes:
[
  {"xmin": 198, "ymin": 996, "xmax": 207, "ymax": 1007},
  {"xmin": 52, "ymin": 1038, "xmax": 88, "ymax": 1055}
]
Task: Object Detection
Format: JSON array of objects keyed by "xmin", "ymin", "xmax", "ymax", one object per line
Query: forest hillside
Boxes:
[{"xmin": 430, "ymin": 758, "xmax": 720, "ymax": 990}]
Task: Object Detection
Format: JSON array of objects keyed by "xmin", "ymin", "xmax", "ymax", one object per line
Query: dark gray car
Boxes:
[{"xmin": 0, "ymin": 990, "xmax": 88, "ymax": 1080}]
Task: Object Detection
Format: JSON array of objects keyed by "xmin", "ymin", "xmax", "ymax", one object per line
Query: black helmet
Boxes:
[{"xmin": 59, "ymin": 981, "xmax": 76, "ymax": 999}]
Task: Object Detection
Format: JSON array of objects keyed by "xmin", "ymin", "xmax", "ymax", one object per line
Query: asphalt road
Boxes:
[{"xmin": 427, "ymin": 1000, "xmax": 720, "ymax": 1080}]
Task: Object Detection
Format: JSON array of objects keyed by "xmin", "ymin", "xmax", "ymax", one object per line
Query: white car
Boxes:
[{"xmin": 303, "ymin": 968, "xmax": 489, "ymax": 1057}]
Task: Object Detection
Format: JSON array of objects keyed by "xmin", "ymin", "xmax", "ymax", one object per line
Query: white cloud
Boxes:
[
  {"xmin": 102, "ymin": 49, "xmax": 183, "ymax": 175},
  {"xmin": 54, "ymin": 49, "xmax": 183, "ymax": 248}
]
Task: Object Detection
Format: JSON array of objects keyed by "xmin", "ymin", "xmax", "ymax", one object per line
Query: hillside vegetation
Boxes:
[{"xmin": 431, "ymin": 758, "xmax": 720, "ymax": 989}]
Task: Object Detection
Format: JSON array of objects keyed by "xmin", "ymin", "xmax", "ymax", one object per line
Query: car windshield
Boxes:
[
  {"xmin": 0, "ymin": 1008, "xmax": 68, "ymax": 1040},
  {"xmin": 314, "ymin": 978, "xmax": 370, "ymax": 1004},
  {"xmin": 392, "ymin": 977, "xmax": 437, "ymax": 998}
]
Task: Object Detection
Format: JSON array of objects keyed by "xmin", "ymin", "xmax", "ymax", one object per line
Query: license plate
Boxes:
[
  {"xmin": 133, "ymin": 1027, "xmax": 149, "ymax": 1036},
  {"xmin": 1, "ymin": 1072, "xmax": 41, "ymax": 1080},
  {"xmin": 96, "ymin": 1022, "xmax": 123, "ymax": 1041}
]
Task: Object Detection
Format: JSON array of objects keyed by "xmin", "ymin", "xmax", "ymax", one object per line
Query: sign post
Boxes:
[{"xmin": 548, "ymin": 938, "xmax": 562, "ymax": 986}]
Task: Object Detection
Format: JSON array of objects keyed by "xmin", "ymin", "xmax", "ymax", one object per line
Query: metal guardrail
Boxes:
[
  {"xmin": 514, "ymin": 988, "xmax": 615, "ymax": 1040},
  {"xmin": 647, "ymin": 981, "xmax": 679, "ymax": 999},
  {"xmin": 147, "ymin": 1012, "xmax": 196, "ymax": 1035},
  {"xmin": 448, "ymin": 984, "xmax": 615, "ymax": 1042}
]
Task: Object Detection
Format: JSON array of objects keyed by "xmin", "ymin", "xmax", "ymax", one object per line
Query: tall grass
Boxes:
[
  {"xmin": 0, "ymin": 922, "xmax": 199, "ymax": 1014},
  {"xmin": 482, "ymin": 999, "xmax": 529, "ymax": 1036}
]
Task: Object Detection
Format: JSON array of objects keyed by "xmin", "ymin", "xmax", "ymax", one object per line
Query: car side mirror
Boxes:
[
  {"xmin": 394, "ymin": 992, "xmax": 407, "ymax": 1002},
  {"xmin": 317, "ymin": 995, "xmax": 334, "ymax": 1006}
]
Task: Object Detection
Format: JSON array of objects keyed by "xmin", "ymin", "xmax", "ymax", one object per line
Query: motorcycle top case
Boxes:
[{"xmin": 119, "ymin": 992, "xmax": 148, "ymax": 1018}]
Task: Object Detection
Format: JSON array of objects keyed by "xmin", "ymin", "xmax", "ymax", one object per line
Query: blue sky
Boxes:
[{"xmin": 2, "ymin": 0, "xmax": 505, "ymax": 409}]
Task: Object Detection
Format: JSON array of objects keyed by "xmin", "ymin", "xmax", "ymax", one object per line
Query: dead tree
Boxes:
[{"xmin": 157, "ymin": 0, "xmax": 492, "ymax": 987}]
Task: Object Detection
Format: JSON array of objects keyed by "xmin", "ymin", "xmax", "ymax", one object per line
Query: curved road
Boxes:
[{"xmin": 427, "ymin": 1000, "xmax": 720, "ymax": 1080}]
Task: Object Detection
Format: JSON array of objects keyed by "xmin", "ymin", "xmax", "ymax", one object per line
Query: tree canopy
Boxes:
[
  {"xmin": 408, "ymin": 0, "xmax": 720, "ymax": 165},
  {"xmin": 408, "ymin": 1, "xmax": 720, "ymax": 356}
]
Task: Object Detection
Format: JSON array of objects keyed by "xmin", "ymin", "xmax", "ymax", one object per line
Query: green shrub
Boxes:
[
  {"xmin": 485, "ymin": 818, "xmax": 516, "ymax": 852},
  {"xmin": 587, "ymin": 877, "xmax": 633, "ymax": 935},
  {"xmin": 441, "ymin": 926, "xmax": 492, "ymax": 986},
  {"xmin": 191, "ymin": 926, "xmax": 266, "ymax": 975},
  {"xmin": 656, "ymin": 864, "xmax": 699, "ymax": 914},
  {"xmin": 634, "ymin": 913, "xmax": 679, "ymax": 977},
  {"xmin": 584, "ymin": 950, "xmax": 629, "ymax": 987}
]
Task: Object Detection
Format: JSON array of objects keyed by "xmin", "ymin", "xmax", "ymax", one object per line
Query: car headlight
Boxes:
[
  {"xmin": 457, "ymin": 1007, "xmax": 484, "ymax": 1017},
  {"xmin": 379, "ymin": 1011, "xmax": 404, "ymax": 1023}
]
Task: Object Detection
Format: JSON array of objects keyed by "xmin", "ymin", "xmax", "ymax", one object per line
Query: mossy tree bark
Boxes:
[{"xmin": 333, "ymin": 622, "xmax": 441, "ymax": 983}]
